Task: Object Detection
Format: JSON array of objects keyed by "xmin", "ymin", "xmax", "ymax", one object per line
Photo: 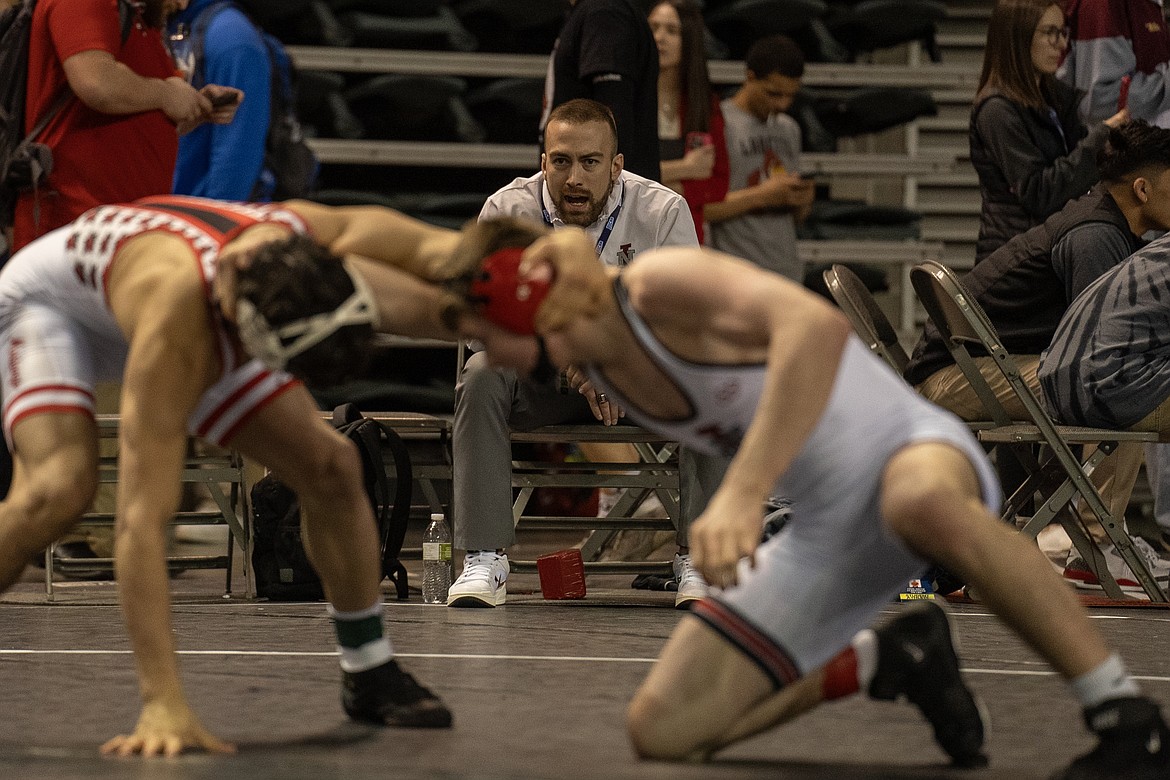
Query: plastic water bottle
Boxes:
[{"xmin": 421, "ymin": 513, "xmax": 452, "ymax": 604}]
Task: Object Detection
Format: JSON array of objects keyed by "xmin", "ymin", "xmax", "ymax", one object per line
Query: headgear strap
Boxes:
[{"xmin": 236, "ymin": 260, "xmax": 380, "ymax": 371}]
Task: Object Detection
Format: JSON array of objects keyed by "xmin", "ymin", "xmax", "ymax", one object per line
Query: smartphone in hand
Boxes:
[
  {"xmin": 210, "ymin": 91, "xmax": 241, "ymax": 108},
  {"xmin": 685, "ymin": 131, "xmax": 713, "ymax": 150}
]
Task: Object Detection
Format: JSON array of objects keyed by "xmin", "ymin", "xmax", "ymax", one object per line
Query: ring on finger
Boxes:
[{"xmin": 597, "ymin": 393, "xmax": 608, "ymax": 404}]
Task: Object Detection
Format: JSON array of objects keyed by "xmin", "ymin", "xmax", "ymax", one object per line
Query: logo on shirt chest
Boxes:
[{"xmin": 614, "ymin": 243, "xmax": 635, "ymax": 265}]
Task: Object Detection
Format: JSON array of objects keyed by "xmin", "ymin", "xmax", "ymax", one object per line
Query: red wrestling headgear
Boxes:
[{"xmin": 468, "ymin": 247, "xmax": 550, "ymax": 335}]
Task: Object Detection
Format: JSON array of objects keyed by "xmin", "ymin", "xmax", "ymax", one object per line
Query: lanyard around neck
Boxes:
[{"xmin": 541, "ymin": 182, "xmax": 626, "ymax": 257}]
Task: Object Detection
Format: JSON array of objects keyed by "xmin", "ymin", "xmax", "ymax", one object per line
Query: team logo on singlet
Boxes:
[
  {"xmin": 8, "ymin": 338, "xmax": 22, "ymax": 388},
  {"xmin": 615, "ymin": 243, "xmax": 635, "ymax": 265},
  {"xmin": 715, "ymin": 380, "xmax": 740, "ymax": 403}
]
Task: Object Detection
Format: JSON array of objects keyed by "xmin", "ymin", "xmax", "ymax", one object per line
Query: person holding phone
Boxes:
[
  {"xmin": 649, "ymin": 0, "xmax": 729, "ymax": 244},
  {"xmin": 704, "ymin": 35, "xmax": 814, "ymax": 280},
  {"xmin": 970, "ymin": 0, "xmax": 1128, "ymax": 264}
]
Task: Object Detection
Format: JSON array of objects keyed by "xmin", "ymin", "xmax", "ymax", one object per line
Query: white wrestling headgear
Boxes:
[{"xmin": 235, "ymin": 259, "xmax": 380, "ymax": 372}]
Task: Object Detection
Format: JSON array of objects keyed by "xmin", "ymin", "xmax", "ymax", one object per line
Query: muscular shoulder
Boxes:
[{"xmin": 108, "ymin": 233, "xmax": 207, "ymax": 326}]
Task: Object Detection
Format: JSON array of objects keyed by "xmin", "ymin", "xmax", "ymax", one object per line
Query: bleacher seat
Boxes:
[
  {"xmin": 824, "ymin": 0, "xmax": 947, "ymax": 62},
  {"xmin": 297, "ymin": 70, "xmax": 365, "ymax": 139},
  {"xmin": 337, "ymin": 6, "xmax": 477, "ymax": 51},
  {"xmin": 327, "ymin": 0, "xmax": 447, "ymax": 15},
  {"xmin": 464, "ymin": 78, "xmax": 545, "ymax": 144},
  {"xmin": 246, "ymin": 0, "xmax": 353, "ymax": 47},
  {"xmin": 792, "ymin": 86, "xmax": 936, "ymax": 244},
  {"xmin": 704, "ymin": 0, "xmax": 828, "ymax": 59},
  {"xmin": 452, "ymin": 0, "xmax": 567, "ymax": 54},
  {"xmin": 343, "ymin": 74, "xmax": 485, "ymax": 142}
]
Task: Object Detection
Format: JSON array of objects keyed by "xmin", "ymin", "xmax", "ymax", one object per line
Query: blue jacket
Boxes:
[{"xmin": 168, "ymin": 0, "xmax": 271, "ymax": 199}]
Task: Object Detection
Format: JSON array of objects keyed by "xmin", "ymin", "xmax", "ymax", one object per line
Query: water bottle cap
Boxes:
[{"xmin": 430, "ymin": 513, "xmax": 444, "ymax": 522}]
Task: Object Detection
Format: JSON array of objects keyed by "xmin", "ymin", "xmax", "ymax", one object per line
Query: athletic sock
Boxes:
[
  {"xmin": 821, "ymin": 629, "xmax": 878, "ymax": 700},
  {"xmin": 1071, "ymin": 653, "xmax": 1141, "ymax": 709},
  {"xmin": 329, "ymin": 602, "xmax": 394, "ymax": 673}
]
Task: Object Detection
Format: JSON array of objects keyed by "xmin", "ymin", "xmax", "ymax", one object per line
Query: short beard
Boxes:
[{"xmin": 558, "ymin": 179, "xmax": 615, "ymax": 228}]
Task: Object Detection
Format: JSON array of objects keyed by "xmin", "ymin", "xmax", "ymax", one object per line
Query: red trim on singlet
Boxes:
[
  {"xmin": 216, "ymin": 377, "xmax": 301, "ymax": 446},
  {"xmin": 691, "ymin": 598, "xmax": 802, "ymax": 689},
  {"xmin": 194, "ymin": 369, "xmax": 272, "ymax": 440},
  {"xmin": 8, "ymin": 404, "xmax": 94, "ymax": 432},
  {"xmin": 4, "ymin": 383, "xmax": 95, "ymax": 409},
  {"xmin": 92, "ymin": 198, "xmax": 308, "ymax": 377}
]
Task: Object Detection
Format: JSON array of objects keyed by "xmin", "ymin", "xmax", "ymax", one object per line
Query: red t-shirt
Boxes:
[
  {"xmin": 14, "ymin": 0, "xmax": 178, "ymax": 250},
  {"xmin": 681, "ymin": 93, "xmax": 730, "ymax": 245}
]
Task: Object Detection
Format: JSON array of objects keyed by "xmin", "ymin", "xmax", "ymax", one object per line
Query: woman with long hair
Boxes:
[
  {"xmin": 650, "ymin": 0, "xmax": 729, "ymax": 244},
  {"xmin": 970, "ymin": 0, "xmax": 1128, "ymax": 262}
]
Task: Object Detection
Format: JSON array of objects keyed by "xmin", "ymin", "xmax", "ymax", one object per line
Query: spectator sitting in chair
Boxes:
[
  {"xmin": 457, "ymin": 98, "xmax": 728, "ymax": 609},
  {"xmin": 905, "ymin": 119, "xmax": 1170, "ymax": 594}
]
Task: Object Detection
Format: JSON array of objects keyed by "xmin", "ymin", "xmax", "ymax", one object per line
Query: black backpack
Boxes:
[
  {"xmin": 0, "ymin": 0, "xmax": 135, "ymax": 230},
  {"xmin": 189, "ymin": 0, "xmax": 319, "ymax": 200},
  {"xmin": 251, "ymin": 404, "xmax": 413, "ymax": 601}
]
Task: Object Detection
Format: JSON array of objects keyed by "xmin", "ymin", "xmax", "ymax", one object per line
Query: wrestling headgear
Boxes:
[
  {"xmin": 235, "ymin": 259, "xmax": 380, "ymax": 373},
  {"xmin": 466, "ymin": 247, "xmax": 550, "ymax": 335}
]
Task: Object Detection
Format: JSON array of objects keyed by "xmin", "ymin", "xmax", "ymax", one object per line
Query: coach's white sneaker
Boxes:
[
  {"xmin": 673, "ymin": 553, "xmax": 708, "ymax": 609},
  {"xmin": 447, "ymin": 551, "xmax": 509, "ymax": 608}
]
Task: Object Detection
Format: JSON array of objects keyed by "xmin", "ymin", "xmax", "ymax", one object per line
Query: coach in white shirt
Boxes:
[{"xmin": 449, "ymin": 98, "xmax": 721, "ymax": 609}]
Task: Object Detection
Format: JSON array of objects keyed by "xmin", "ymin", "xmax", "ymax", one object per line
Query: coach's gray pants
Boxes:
[{"xmin": 451, "ymin": 350, "xmax": 729, "ymax": 552}]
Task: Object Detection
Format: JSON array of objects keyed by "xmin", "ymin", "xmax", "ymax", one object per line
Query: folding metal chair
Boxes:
[
  {"xmin": 822, "ymin": 263, "xmax": 908, "ymax": 374},
  {"xmin": 910, "ymin": 260, "xmax": 1165, "ymax": 601}
]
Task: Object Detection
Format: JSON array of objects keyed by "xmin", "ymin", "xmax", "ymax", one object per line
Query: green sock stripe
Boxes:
[{"xmin": 334, "ymin": 614, "xmax": 384, "ymax": 649}]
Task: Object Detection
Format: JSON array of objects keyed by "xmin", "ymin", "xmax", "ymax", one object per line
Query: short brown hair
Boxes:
[
  {"xmin": 235, "ymin": 234, "xmax": 374, "ymax": 387},
  {"xmin": 545, "ymin": 99, "xmax": 619, "ymax": 155}
]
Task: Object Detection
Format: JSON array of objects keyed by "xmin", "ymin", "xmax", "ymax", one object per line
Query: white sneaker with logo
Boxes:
[
  {"xmin": 1063, "ymin": 538, "xmax": 1170, "ymax": 596},
  {"xmin": 673, "ymin": 553, "xmax": 709, "ymax": 609},
  {"xmin": 447, "ymin": 551, "xmax": 509, "ymax": 608}
]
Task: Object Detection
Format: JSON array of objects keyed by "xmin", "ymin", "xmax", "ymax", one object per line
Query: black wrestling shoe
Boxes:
[
  {"xmin": 868, "ymin": 602, "xmax": 988, "ymax": 768},
  {"xmin": 1053, "ymin": 697, "xmax": 1170, "ymax": 780},
  {"xmin": 342, "ymin": 659, "xmax": 452, "ymax": 728}
]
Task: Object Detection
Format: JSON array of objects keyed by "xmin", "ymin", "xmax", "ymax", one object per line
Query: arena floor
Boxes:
[{"xmin": 2, "ymin": 550, "xmax": 1169, "ymax": 780}]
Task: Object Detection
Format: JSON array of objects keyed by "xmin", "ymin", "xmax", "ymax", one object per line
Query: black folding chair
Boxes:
[
  {"xmin": 910, "ymin": 260, "xmax": 1164, "ymax": 601},
  {"xmin": 822, "ymin": 263, "xmax": 907, "ymax": 374}
]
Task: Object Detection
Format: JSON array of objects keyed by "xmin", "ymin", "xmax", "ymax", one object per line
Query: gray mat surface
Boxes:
[{"xmin": 3, "ymin": 560, "xmax": 1169, "ymax": 779}]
